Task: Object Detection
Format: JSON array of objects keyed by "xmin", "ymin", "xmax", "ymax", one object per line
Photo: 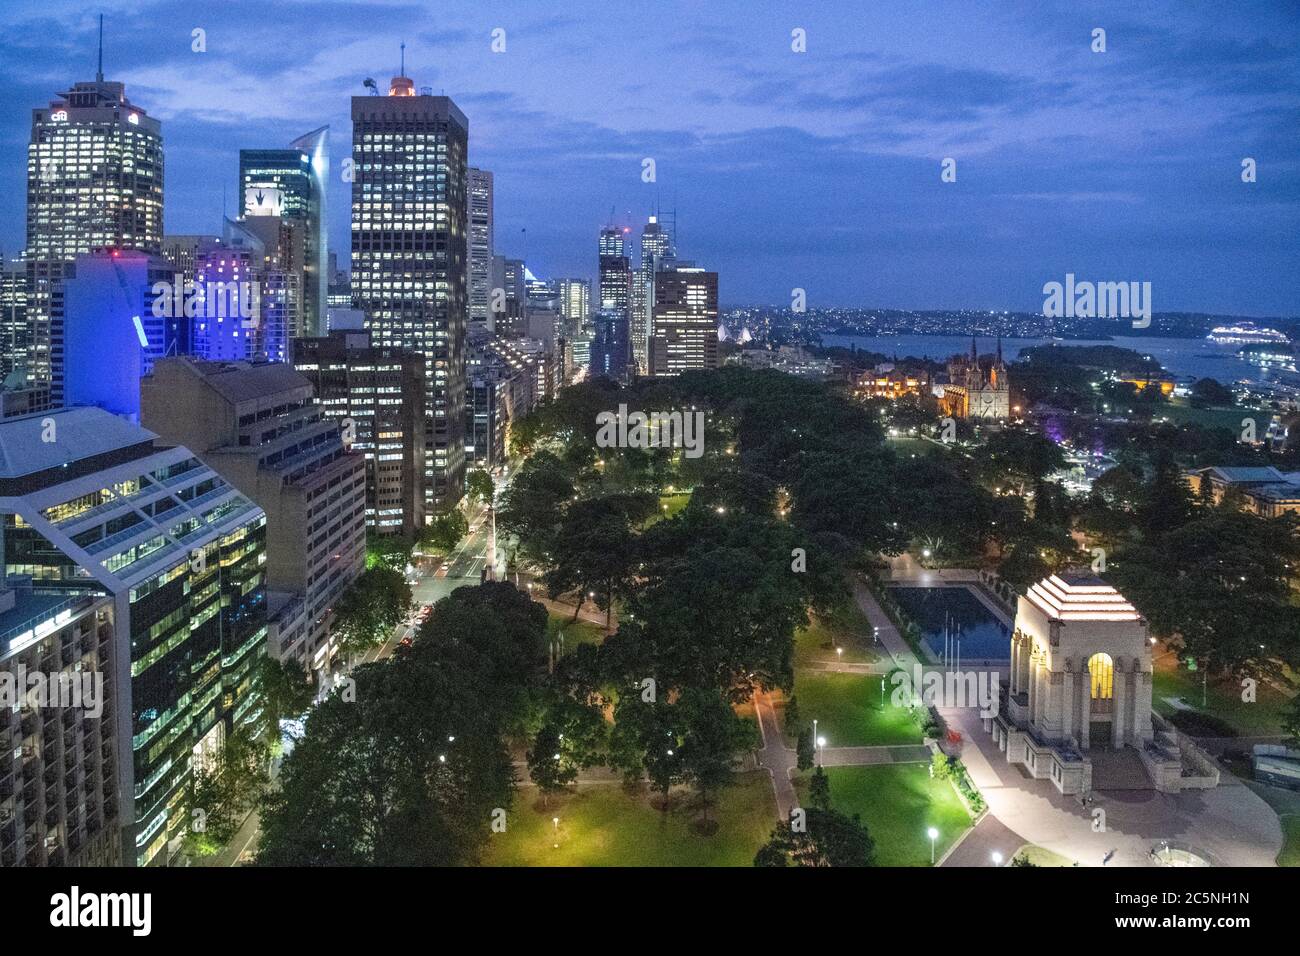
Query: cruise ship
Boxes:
[{"xmin": 1206, "ymin": 323, "xmax": 1290, "ymax": 345}]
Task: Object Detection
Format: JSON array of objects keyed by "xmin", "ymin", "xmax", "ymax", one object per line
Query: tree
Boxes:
[
  {"xmin": 754, "ymin": 807, "xmax": 875, "ymax": 867},
  {"xmin": 795, "ymin": 726, "xmax": 815, "ymax": 772},
  {"xmin": 607, "ymin": 691, "xmax": 685, "ymax": 809},
  {"xmin": 526, "ymin": 695, "xmax": 606, "ymax": 808},
  {"xmin": 1190, "ymin": 377, "xmax": 1234, "ymax": 407},
  {"xmin": 187, "ymin": 727, "xmax": 271, "ymax": 857},
  {"xmin": 332, "ymin": 566, "xmax": 412, "ymax": 660},
  {"xmin": 258, "ymin": 583, "xmax": 539, "ymax": 866},
  {"xmin": 676, "ymin": 687, "xmax": 757, "ymax": 827},
  {"xmin": 258, "ymin": 655, "xmax": 315, "ymax": 735},
  {"xmin": 421, "ymin": 508, "xmax": 468, "ymax": 554},
  {"xmin": 808, "ymin": 765, "xmax": 832, "ymax": 811},
  {"xmin": 542, "ymin": 492, "xmax": 656, "ymax": 626},
  {"xmin": 496, "ymin": 451, "xmax": 575, "ymax": 565},
  {"xmin": 466, "ymin": 468, "xmax": 495, "ymax": 508}
]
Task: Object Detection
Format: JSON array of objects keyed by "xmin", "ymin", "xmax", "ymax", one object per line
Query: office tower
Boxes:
[
  {"xmin": 50, "ymin": 249, "xmax": 180, "ymax": 417},
  {"xmin": 1, "ymin": 259, "xmax": 28, "ymax": 382},
  {"xmin": 25, "ymin": 49, "xmax": 163, "ymax": 389},
  {"xmin": 239, "ymin": 128, "xmax": 329, "ymax": 338},
  {"xmin": 598, "ymin": 227, "xmax": 631, "ymax": 329},
  {"xmin": 190, "ymin": 221, "xmax": 291, "ymax": 364},
  {"xmin": 468, "ymin": 167, "xmax": 494, "ymax": 328},
  {"xmin": 557, "ymin": 278, "xmax": 589, "ymax": 331},
  {"xmin": 0, "ymin": 406, "xmax": 267, "ymax": 866},
  {"xmin": 649, "ymin": 266, "xmax": 719, "ymax": 376},
  {"xmin": 352, "ymin": 72, "xmax": 468, "ymax": 516},
  {"xmin": 632, "ymin": 216, "xmax": 673, "ymax": 374},
  {"xmin": 591, "ymin": 309, "xmax": 631, "ymax": 382},
  {"xmin": 0, "ymin": 584, "xmax": 120, "ymax": 867},
  {"xmin": 141, "ymin": 358, "xmax": 366, "ymax": 678},
  {"xmin": 294, "ymin": 331, "xmax": 427, "ymax": 538},
  {"xmin": 465, "ymin": 334, "xmax": 535, "ymax": 471},
  {"xmin": 160, "ymin": 235, "xmax": 218, "ymax": 282}
]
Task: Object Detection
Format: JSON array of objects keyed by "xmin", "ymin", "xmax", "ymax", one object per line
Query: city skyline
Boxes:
[{"xmin": 0, "ymin": 1, "xmax": 1296, "ymax": 315}]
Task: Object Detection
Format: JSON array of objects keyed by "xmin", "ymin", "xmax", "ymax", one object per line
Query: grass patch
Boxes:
[
  {"xmin": 795, "ymin": 764, "xmax": 970, "ymax": 866},
  {"xmin": 1151, "ymin": 651, "xmax": 1295, "ymax": 737},
  {"xmin": 787, "ymin": 672, "xmax": 922, "ymax": 747},
  {"xmin": 546, "ymin": 610, "xmax": 605, "ymax": 655},
  {"xmin": 1279, "ymin": 815, "xmax": 1300, "ymax": 868},
  {"xmin": 1011, "ymin": 844, "xmax": 1076, "ymax": 867},
  {"xmin": 482, "ymin": 772, "xmax": 776, "ymax": 867},
  {"xmin": 794, "ymin": 601, "xmax": 883, "ymax": 668}
]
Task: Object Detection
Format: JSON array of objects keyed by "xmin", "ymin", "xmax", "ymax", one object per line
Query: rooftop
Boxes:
[
  {"xmin": 0, "ymin": 407, "xmax": 156, "ymax": 480},
  {"xmin": 1025, "ymin": 573, "xmax": 1142, "ymax": 622}
]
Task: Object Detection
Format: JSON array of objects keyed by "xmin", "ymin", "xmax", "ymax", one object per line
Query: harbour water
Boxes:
[{"xmin": 819, "ymin": 333, "xmax": 1292, "ymax": 386}]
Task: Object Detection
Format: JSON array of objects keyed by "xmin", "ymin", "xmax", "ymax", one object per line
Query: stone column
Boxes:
[
  {"xmin": 1010, "ymin": 633, "xmax": 1021, "ymax": 695},
  {"xmin": 1061, "ymin": 660, "xmax": 1075, "ymax": 742},
  {"xmin": 1112, "ymin": 657, "xmax": 1127, "ymax": 748}
]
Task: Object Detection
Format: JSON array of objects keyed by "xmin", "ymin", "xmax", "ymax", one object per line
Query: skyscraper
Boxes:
[
  {"xmin": 24, "ymin": 33, "xmax": 163, "ymax": 389},
  {"xmin": 468, "ymin": 167, "xmax": 494, "ymax": 329},
  {"xmin": 596, "ymin": 227, "xmax": 632, "ymax": 380},
  {"xmin": 352, "ymin": 70, "xmax": 469, "ymax": 514},
  {"xmin": 0, "ymin": 258, "xmax": 28, "ymax": 383},
  {"xmin": 632, "ymin": 216, "xmax": 672, "ymax": 374},
  {"xmin": 238, "ymin": 128, "xmax": 329, "ymax": 338},
  {"xmin": 649, "ymin": 266, "xmax": 719, "ymax": 376}
]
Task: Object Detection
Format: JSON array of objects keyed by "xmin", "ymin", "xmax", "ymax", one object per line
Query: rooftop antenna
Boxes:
[
  {"xmin": 400, "ymin": 42, "xmax": 406, "ymax": 78},
  {"xmin": 96, "ymin": 14, "xmax": 104, "ymax": 82}
]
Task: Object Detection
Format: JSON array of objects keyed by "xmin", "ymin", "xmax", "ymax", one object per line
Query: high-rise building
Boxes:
[
  {"xmin": 294, "ymin": 330, "xmax": 428, "ymax": 538},
  {"xmin": 352, "ymin": 72, "xmax": 468, "ymax": 515},
  {"xmin": 25, "ymin": 55, "xmax": 163, "ymax": 390},
  {"xmin": 160, "ymin": 235, "xmax": 218, "ymax": 284},
  {"xmin": 49, "ymin": 249, "xmax": 181, "ymax": 416},
  {"xmin": 141, "ymin": 358, "xmax": 366, "ymax": 679},
  {"xmin": 632, "ymin": 216, "xmax": 673, "ymax": 374},
  {"xmin": 0, "ymin": 585, "xmax": 120, "ymax": 867},
  {"xmin": 1, "ymin": 259, "xmax": 29, "ymax": 383},
  {"xmin": 238, "ymin": 128, "xmax": 329, "ymax": 338},
  {"xmin": 0, "ymin": 406, "xmax": 268, "ymax": 866},
  {"xmin": 598, "ymin": 228, "xmax": 631, "ymax": 338},
  {"xmin": 649, "ymin": 266, "xmax": 719, "ymax": 376},
  {"xmin": 557, "ymin": 278, "xmax": 589, "ymax": 331},
  {"xmin": 591, "ymin": 309, "xmax": 631, "ymax": 382},
  {"xmin": 468, "ymin": 167, "xmax": 494, "ymax": 329}
]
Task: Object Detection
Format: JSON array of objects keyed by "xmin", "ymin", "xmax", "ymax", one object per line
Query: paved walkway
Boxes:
[{"xmin": 754, "ymin": 691, "xmax": 798, "ymax": 820}]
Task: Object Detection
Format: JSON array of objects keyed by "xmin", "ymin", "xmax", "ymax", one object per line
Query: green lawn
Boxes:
[
  {"xmin": 787, "ymin": 672, "xmax": 922, "ymax": 747},
  {"xmin": 795, "ymin": 764, "xmax": 971, "ymax": 866},
  {"xmin": 1278, "ymin": 815, "xmax": 1300, "ymax": 868},
  {"xmin": 546, "ymin": 610, "xmax": 605, "ymax": 656},
  {"xmin": 482, "ymin": 772, "xmax": 777, "ymax": 866},
  {"xmin": 794, "ymin": 601, "xmax": 883, "ymax": 668},
  {"xmin": 1152, "ymin": 653, "xmax": 1295, "ymax": 737},
  {"xmin": 1011, "ymin": 844, "xmax": 1076, "ymax": 867}
]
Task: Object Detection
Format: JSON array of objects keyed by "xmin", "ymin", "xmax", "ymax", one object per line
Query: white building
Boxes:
[{"xmin": 993, "ymin": 573, "xmax": 1156, "ymax": 794}]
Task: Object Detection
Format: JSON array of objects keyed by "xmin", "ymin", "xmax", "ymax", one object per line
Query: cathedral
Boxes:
[{"xmin": 940, "ymin": 336, "xmax": 1010, "ymax": 420}]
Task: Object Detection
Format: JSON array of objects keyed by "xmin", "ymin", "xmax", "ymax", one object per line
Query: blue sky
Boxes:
[{"xmin": 1, "ymin": 0, "xmax": 1297, "ymax": 314}]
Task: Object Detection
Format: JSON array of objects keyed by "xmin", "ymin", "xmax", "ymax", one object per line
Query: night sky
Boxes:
[{"xmin": 1, "ymin": 0, "xmax": 1297, "ymax": 314}]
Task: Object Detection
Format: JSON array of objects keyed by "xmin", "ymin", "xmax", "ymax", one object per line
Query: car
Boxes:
[{"xmin": 398, "ymin": 636, "xmax": 413, "ymax": 648}]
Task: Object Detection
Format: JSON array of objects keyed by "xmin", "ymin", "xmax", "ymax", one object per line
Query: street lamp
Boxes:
[
  {"xmin": 816, "ymin": 736, "xmax": 826, "ymax": 767},
  {"xmin": 991, "ymin": 851, "xmax": 1003, "ymax": 867},
  {"xmin": 927, "ymin": 827, "xmax": 939, "ymax": 864},
  {"xmin": 836, "ymin": 646, "xmax": 843, "ymax": 663}
]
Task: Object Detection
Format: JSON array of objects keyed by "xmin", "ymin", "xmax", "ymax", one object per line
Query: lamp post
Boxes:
[
  {"xmin": 991, "ymin": 851, "xmax": 1003, "ymax": 867},
  {"xmin": 816, "ymin": 736, "xmax": 826, "ymax": 767},
  {"xmin": 927, "ymin": 827, "xmax": 939, "ymax": 864}
]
